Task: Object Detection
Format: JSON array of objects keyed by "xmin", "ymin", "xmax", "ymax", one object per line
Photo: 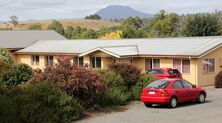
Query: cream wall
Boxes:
[
  {"xmin": 16, "ymin": 51, "xmax": 204, "ymax": 86},
  {"xmin": 131, "ymin": 57, "xmax": 197, "ymax": 85},
  {"xmin": 197, "ymin": 47, "xmax": 222, "ymax": 86},
  {"xmin": 17, "ymin": 54, "xmax": 58, "ymax": 69}
]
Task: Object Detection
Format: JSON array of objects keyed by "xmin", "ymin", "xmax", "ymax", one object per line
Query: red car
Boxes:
[
  {"xmin": 140, "ymin": 79, "xmax": 206, "ymax": 108},
  {"xmin": 147, "ymin": 68, "xmax": 183, "ymax": 80}
]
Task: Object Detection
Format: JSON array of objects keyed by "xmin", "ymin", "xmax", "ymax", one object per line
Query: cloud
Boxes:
[{"xmin": 0, "ymin": 0, "xmax": 221, "ymax": 21}]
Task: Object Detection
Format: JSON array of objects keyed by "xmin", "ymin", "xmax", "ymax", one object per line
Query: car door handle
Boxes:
[{"xmin": 175, "ymin": 91, "xmax": 178, "ymax": 93}]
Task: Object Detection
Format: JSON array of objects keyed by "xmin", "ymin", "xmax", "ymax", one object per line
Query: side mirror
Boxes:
[{"xmin": 192, "ymin": 85, "xmax": 197, "ymax": 88}]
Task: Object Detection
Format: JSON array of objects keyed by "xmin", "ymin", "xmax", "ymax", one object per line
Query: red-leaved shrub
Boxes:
[
  {"xmin": 215, "ymin": 71, "xmax": 222, "ymax": 88},
  {"xmin": 30, "ymin": 56, "xmax": 106, "ymax": 107},
  {"xmin": 108, "ymin": 63, "xmax": 141, "ymax": 90}
]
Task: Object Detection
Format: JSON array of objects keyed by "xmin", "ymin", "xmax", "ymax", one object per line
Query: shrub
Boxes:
[
  {"xmin": 0, "ymin": 48, "xmax": 14, "ymax": 65},
  {"xmin": 108, "ymin": 63, "xmax": 141, "ymax": 90},
  {"xmin": 1, "ymin": 63, "xmax": 32, "ymax": 87},
  {"xmin": 28, "ymin": 23, "xmax": 42, "ymax": 30},
  {"xmin": 96, "ymin": 69, "xmax": 126, "ymax": 90},
  {"xmin": 215, "ymin": 71, "xmax": 222, "ymax": 88},
  {"xmin": 0, "ymin": 82, "xmax": 83, "ymax": 123},
  {"xmin": 96, "ymin": 87, "xmax": 130, "ymax": 107},
  {"xmin": 131, "ymin": 74, "xmax": 156, "ymax": 100},
  {"xmin": 31, "ymin": 57, "xmax": 106, "ymax": 107},
  {"xmin": 0, "ymin": 59, "xmax": 11, "ymax": 76}
]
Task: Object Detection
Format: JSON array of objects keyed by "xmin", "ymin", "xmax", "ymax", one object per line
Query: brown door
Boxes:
[{"xmin": 145, "ymin": 59, "xmax": 152, "ymax": 71}]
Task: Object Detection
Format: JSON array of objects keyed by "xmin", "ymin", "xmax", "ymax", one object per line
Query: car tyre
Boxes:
[
  {"xmin": 144, "ymin": 103, "xmax": 152, "ymax": 108},
  {"xmin": 169, "ymin": 97, "xmax": 177, "ymax": 108},
  {"xmin": 197, "ymin": 93, "xmax": 206, "ymax": 103}
]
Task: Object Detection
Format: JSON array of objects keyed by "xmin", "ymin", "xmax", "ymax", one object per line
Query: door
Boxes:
[
  {"xmin": 181, "ymin": 80, "xmax": 196, "ymax": 101},
  {"xmin": 172, "ymin": 81, "xmax": 187, "ymax": 102}
]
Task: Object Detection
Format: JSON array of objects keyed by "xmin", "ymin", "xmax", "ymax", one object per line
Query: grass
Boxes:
[{"xmin": 0, "ymin": 19, "xmax": 119, "ymax": 30}]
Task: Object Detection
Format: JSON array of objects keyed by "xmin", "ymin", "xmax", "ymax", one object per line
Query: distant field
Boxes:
[{"xmin": 0, "ymin": 19, "xmax": 119, "ymax": 30}]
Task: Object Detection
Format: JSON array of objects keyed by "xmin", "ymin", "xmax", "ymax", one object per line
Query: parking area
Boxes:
[{"xmin": 76, "ymin": 88, "xmax": 222, "ymax": 123}]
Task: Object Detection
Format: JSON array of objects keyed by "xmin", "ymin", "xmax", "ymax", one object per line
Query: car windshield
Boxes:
[
  {"xmin": 147, "ymin": 70, "xmax": 163, "ymax": 74},
  {"xmin": 146, "ymin": 80, "xmax": 170, "ymax": 89}
]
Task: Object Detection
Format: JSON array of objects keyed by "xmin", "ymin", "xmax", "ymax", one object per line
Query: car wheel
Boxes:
[
  {"xmin": 169, "ymin": 97, "xmax": 177, "ymax": 108},
  {"xmin": 144, "ymin": 102, "xmax": 152, "ymax": 108},
  {"xmin": 198, "ymin": 93, "xmax": 206, "ymax": 103}
]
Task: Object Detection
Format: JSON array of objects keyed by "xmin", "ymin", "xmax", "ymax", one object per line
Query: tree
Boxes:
[
  {"xmin": 64, "ymin": 26, "xmax": 98, "ymax": 39},
  {"xmin": 0, "ymin": 48, "xmax": 14, "ymax": 65},
  {"xmin": 9, "ymin": 16, "xmax": 18, "ymax": 27},
  {"xmin": 182, "ymin": 13, "xmax": 221, "ymax": 36},
  {"xmin": 85, "ymin": 14, "xmax": 101, "ymax": 20},
  {"xmin": 28, "ymin": 24, "xmax": 42, "ymax": 30},
  {"xmin": 100, "ymin": 30, "xmax": 122, "ymax": 39},
  {"xmin": 1, "ymin": 64, "xmax": 32, "ymax": 87},
  {"xmin": 145, "ymin": 10, "xmax": 180, "ymax": 37},
  {"xmin": 48, "ymin": 20, "xmax": 64, "ymax": 35},
  {"xmin": 122, "ymin": 17, "xmax": 144, "ymax": 38},
  {"xmin": 65, "ymin": 26, "xmax": 74, "ymax": 39}
]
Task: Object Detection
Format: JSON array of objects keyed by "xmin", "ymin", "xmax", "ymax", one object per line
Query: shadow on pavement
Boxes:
[{"xmin": 148, "ymin": 100, "xmax": 213, "ymax": 109}]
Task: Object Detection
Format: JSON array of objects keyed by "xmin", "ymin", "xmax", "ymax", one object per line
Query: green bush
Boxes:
[
  {"xmin": 96, "ymin": 69, "xmax": 126, "ymax": 90},
  {"xmin": 108, "ymin": 63, "xmax": 141, "ymax": 90},
  {"xmin": 0, "ymin": 59, "xmax": 11, "ymax": 76},
  {"xmin": 96, "ymin": 87, "xmax": 130, "ymax": 107},
  {"xmin": 1, "ymin": 63, "xmax": 32, "ymax": 87},
  {"xmin": 0, "ymin": 48, "xmax": 14, "ymax": 65},
  {"xmin": 0, "ymin": 82, "xmax": 83, "ymax": 123},
  {"xmin": 28, "ymin": 23, "xmax": 42, "ymax": 30},
  {"xmin": 131, "ymin": 74, "xmax": 156, "ymax": 100}
]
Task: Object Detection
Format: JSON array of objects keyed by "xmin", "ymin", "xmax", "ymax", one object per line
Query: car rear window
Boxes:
[
  {"xmin": 168, "ymin": 69, "xmax": 180, "ymax": 74},
  {"xmin": 146, "ymin": 80, "xmax": 170, "ymax": 89},
  {"xmin": 147, "ymin": 70, "xmax": 163, "ymax": 74}
]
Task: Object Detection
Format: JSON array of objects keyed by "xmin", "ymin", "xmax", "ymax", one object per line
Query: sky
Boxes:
[{"xmin": 0, "ymin": 0, "xmax": 222, "ymax": 21}]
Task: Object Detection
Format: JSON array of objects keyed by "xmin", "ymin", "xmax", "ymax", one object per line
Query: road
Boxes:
[{"xmin": 76, "ymin": 88, "xmax": 222, "ymax": 123}]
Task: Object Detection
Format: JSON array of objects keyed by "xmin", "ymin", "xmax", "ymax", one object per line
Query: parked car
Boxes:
[
  {"xmin": 147, "ymin": 68, "xmax": 183, "ymax": 79},
  {"xmin": 140, "ymin": 79, "xmax": 206, "ymax": 108}
]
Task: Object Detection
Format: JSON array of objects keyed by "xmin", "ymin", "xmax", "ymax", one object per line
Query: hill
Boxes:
[
  {"xmin": 0, "ymin": 19, "xmax": 119, "ymax": 30},
  {"xmin": 96, "ymin": 5, "xmax": 152, "ymax": 19}
]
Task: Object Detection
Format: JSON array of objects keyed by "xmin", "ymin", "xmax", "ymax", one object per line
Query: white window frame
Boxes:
[
  {"xmin": 173, "ymin": 59, "xmax": 191, "ymax": 74},
  {"xmin": 90, "ymin": 57, "xmax": 101, "ymax": 68},
  {"xmin": 45, "ymin": 56, "xmax": 53, "ymax": 66},
  {"xmin": 31, "ymin": 55, "xmax": 39, "ymax": 65},
  {"xmin": 77, "ymin": 57, "xmax": 84, "ymax": 67},
  {"xmin": 203, "ymin": 58, "xmax": 215, "ymax": 73},
  {"xmin": 152, "ymin": 58, "xmax": 160, "ymax": 68}
]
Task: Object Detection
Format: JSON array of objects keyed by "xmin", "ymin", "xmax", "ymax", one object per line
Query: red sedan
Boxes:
[
  {"xmin": 140, "ymin": 79, "xmax": 207, "ymax": 108},
  {"xmin": 147, "ymin": 68, "xmax": 183, "ymax": 80}
]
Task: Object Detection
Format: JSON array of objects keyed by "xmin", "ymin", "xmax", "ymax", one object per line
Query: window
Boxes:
[
  {"xmin": 145, "ymin": 59, "xmax": 160, "ymax": 71},
  {"xmin": 90, "ymin": 57, "xmax": 101, "ymax": 68},
  {"xmin": 147, "ymin": 69, "xmax": 163, "ymax": 74},
  {"xmin": 31, "ymin": 55, "xmax": 39, "ymax": 65},
  {"xmin": 168, "ymin": 69, "xmax": 181, "ymax": 75},
  {"xmin": 173, "ymin": 59, "xmax": 190, "ymax": 73},
  {"xmin": 45, "ymin": 56, "xmax": 53, "ymax": 66},
  {"xmin": 78, "ymin": 57, "xmax": 84, "ymax": 66},
  {"xmin": 181, "ymin": 80, "xmax": 193, "ymax": 88},
  {"xmin": 173, "ymin": 81, "xmax": 183, "ymax": 88},
  {"xmin": 203, "ymin": 58, "xmax": 215, "ymax": 73},
  {"xmin": 182, "ymin": 59, "xmax": 190, "ymax": 73},
  {"xmin": 146, "ymin": 80, "xmax": 170, "ymax": 89}
]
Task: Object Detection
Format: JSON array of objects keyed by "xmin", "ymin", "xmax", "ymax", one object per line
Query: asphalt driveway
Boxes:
[{"xmin": 76, "ymin": 87, "xmax": 222, "ymax": 123}]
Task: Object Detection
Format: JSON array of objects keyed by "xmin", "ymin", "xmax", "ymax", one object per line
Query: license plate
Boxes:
[{"xmin": 149, "ymin": 91, "xmax": 155, "ymax": 95}]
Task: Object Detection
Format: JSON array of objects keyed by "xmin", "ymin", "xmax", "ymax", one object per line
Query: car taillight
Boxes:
[
  {"xmin": 142, "ymin": 89, "xmax": 148, "ymax": 95},
  {"xmin": 157, "ymin": 90, "xmax": 168, "ymax": 96}
]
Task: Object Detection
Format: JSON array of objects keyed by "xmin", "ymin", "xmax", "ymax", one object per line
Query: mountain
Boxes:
[{"xmin": 96, "ymin": 5, "xmax": 152, "ymax": 19}]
